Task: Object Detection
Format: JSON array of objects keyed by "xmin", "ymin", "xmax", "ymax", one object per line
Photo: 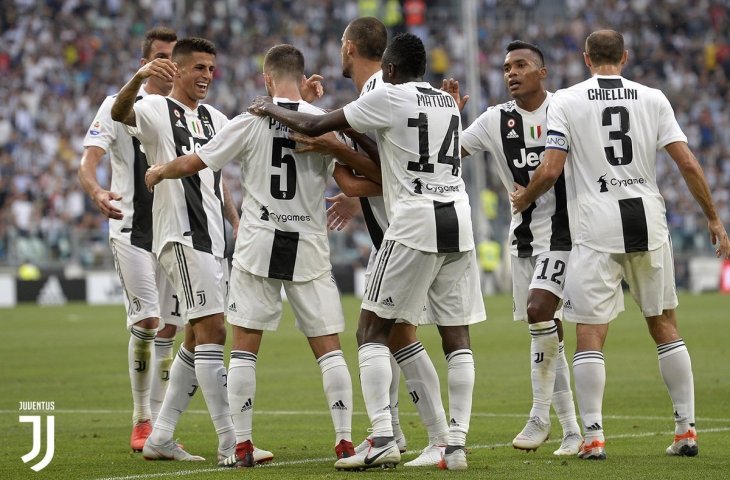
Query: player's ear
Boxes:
[
  {"xmin": 539, "ymin": 66, "xmax": 548, "ymax": 80},
  {"xmin": 621, "ymin": 50, "xmax": 628, "ymax": 67},
  {"xmin": 583, "ymin": 52, "xmax": 591, "ymax": 69}
]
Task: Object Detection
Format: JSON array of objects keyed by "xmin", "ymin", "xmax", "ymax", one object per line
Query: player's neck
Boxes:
[
  {"xmin": 515, "ymin": 89, "xmax": 547, "ymax": 112},
  {"xmin": 142, "ymin": 82, "xmax": 171, "ymax": 97},
  {"xmin": 591, "ymin": 65, "xmax": 622, "ymax": 76},
  {"xmin": 352, "ymin": 61, "xmax": 381, "ymax": 92},
  {"xmin": 169, "ymin": 88, "xmax": 199, "ymax": 110},
  {"xmin": 270, "ymin": 83, "xmax": 301, "ymax": 101}
]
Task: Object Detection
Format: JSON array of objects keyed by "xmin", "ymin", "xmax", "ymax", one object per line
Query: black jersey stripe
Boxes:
[
  {"xmin": 433, "ymin": 200, "xmax": 460, "ymax": 253},
  {"xmin": 619, "ymin": 197, "xmax": 649, "ymax": 252},
  {"xmin": 130, "ymin": 95, "xmax": 153, "ymax": 251},
  {"xmin": 268, "ymin": 229, "xmax": 299, "ymax": 281},
  {"xmin": 598, "ymin": 78, "xmax": 624, "ymax": 89},
  {"xmin": 549, "ymin": 173, "xmax": 572, "ymax": 251},
  {"xmin": 360, "ymin": 198, "xmax": 384, "ymax": 251}
]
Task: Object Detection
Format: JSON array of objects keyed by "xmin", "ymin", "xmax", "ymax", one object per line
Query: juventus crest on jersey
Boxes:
[
  {"xmin": 344, "ymin": 81, "xmax": 474, "ymax": 254},
  {"xmin": 461, "ymin": 92, "xmax": 571, "ymax": 258},
  {"xmin": 127, "ymin": 95, "xmax": 229, "ymax": 258},
  {"xmin": 546, "ymin": 75, "xmax": 687, "ymax": 253}
]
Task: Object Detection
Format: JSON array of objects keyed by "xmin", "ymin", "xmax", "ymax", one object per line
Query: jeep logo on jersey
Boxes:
[
  {"xmin": 512, "ymin": 146, "xmax": 545, "ymax": 170},
  {"xmin": 181, "ymin": 137, "xmax": 206, "ymax": 156}
]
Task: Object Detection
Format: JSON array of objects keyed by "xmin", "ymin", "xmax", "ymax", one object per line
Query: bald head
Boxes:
[{"xmin": 585, "ymin": 30, "xmax": 625, "ymax": 67}]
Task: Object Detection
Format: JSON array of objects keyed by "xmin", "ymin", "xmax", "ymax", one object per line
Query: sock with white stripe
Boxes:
[
  {"xmin": 195, "ymin": 344, "xmax": 235, "ymax": 452},
  {"xmin": 528, "ymin": 320, "xmax": 559, "ymax": 424},
  {"xmin": 446, "ymin": 349, "xmax": 474, "ymax": 447},
  {"xmin": 318, "ymin": 350, "xmax": 353, "ymax": 444},
  {"xmin": 552, "ymin": 341, "xmax": 581, "ymax": 435},
  {"xmin": 388, "ymin": 354, "xmax": 404, "ymax": 441},
  {"xmin": 395, "ymin": 342, "xmax": 448, "ymax": 445},
  {"xmin": 150, "ymin": 336, "xmax": 174, "ymax": 423},
  {"xmin": 573, "ymin": 351, "xmax": 606, "ymax": 442},
  {"xmin": 358, "ymin": 343, "xmax": 394, "ymax": 438},
  {"xmin": 150, "ymin": 345, "xmax": 197, "ymax": 445},
  {"xmin": 657, "ymin": 339, "xmax": 695, "ymax": 434},
  {"xmin": 228, "ymin": 350, "xmax": 257, "ymax": 444},
  {"xmin": 129, "ymin": 326, "xmax": 155, "ymax": 424}
]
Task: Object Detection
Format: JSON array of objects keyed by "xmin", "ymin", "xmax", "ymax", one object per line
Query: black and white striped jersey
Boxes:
[
  {"xmin": 546, "ymin": 75, "xmax": 686, "ymax": 253},
  {"xmin": 462, "ymin": 93, "xmax": 571, "ymax": 258},
  {"xmin": 84, "ymin": 87, "xmax": 155, "ymax": 251},
  {"xmin": 344, "ymin": 81, "xmax": 474, "ymax": 254},
  {"xmin": 126, "ymin": 95, "xmax": 228, "ymax": 258},
  {"xmin": 199, "ymin": 98, "xmax": 334, "ymax": 282}
]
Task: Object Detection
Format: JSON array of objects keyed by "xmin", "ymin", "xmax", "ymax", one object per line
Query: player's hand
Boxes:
[
  {"xmin": 325, "ymin": 193, "xmax": 361, "ymax": 231},
  {"xmin": 510, "ymin": 182, "xmax": 529, "ymax": 214},
  {"xmin": 290, "ymin": 131, "xmax": 338, "ymax": 154},
  {"xmin": 137, "ymin": 58, "xmax": 177, "ymax": 82},
  {"xmin": 442, "ymin": 77, "xmax": 469, "ymax": 112},
  {"xmin": 248, "ymin": 96, "xmax": 273, "ymax": 116},
  {"xmin": 708, "ymin": 219, "xmax": 730, "ymax": 259},
  {"xmin": 145, "ymin": 165, "xmax": 164, "ymax": 192},
  {"xmin": 93, "ymin": 190, "xmax": 123, "ymax": 220},
  {"xmin": 300, "ymin": 74, "xmax": 324, "ymax": 103}
]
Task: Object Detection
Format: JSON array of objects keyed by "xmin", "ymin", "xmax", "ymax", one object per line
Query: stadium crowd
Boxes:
[{"xmin": 1, "ymin": 0, "xmax": 728, "ymax": 287}]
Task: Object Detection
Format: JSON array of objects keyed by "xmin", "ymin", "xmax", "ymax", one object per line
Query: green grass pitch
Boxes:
[{"xmin": 1, "ymin": 293, "xmax": 729, "ymax": 479}]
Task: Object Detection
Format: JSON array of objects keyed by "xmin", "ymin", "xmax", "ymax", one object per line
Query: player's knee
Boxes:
[
  {"xmin": 135, "ymin": 316, "xmax": 160, "ymax": 330},
  {"xmin": 526, "ymin": 299, "xmax": 553, "ymax": 324}
]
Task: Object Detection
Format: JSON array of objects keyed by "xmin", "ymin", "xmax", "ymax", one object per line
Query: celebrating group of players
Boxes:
[{"xmin": 78, "ymin": 14, "xmax": 730, "ymax": 472}]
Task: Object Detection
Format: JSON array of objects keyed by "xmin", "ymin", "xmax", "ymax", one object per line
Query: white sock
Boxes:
[
  {"xmin": 358, "ymin": 343, "xmax": 393, "ymax": 438},
  {"xmin": 388, "ymin": 354, "xmax": 404, "ymax": 440},
  {"xmin": 446, "ymin": 349, "xmax": 474, "ymax": 447},
  {"xmin": 228, "ymin": 350, "xmax": 257, "ymax": 444},
  {"xmin": 394, "ymin": 342, "xmax": 448, "ymax": 445},
  {"xmin": 129, "ymin": 326, "xmax": 155, "ymax": 423},
  {"xmin": 151, "ymin": 336, "xmax": 174, "ymax": 423},
  {"xmin": 150, "ymin": 346, "xmax": 197, "ymax": 445},
  {"xmin": 194, "ymin": 344, "xmax": 235, "ymax": 451},
  {"xmin": 552, "ymin": 342, "xmax": 580, "ymax": 435},
  {"xmin": 573, "ymin": 351, "xmax": 605, "ymax": 442},
  {"xmin": 657, "ymin": 339, "xmax": 695, "ymax": 434},
  {"xmin": 318, "ymin": 350, "xmax": 353, "ymax": 444},
  {"xmin": 528, "ymin": 320, "xmax": 559, "ymax": 424}
]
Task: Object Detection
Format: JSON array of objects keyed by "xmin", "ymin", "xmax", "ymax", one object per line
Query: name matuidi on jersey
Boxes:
[
  {"xmin": 587, "ymin": 88, "xmax": 638, "ymax": 101},
  {"xmin": 416, "ymin": 93, "xmax": 456, "ymax": 108}
]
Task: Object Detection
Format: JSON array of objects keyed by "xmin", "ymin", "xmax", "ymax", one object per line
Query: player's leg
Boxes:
[
  {"xmin": 623, "ymin": 242, "xmax": 695, "ymax": 456},
  {"xmin": 550, "ymin": 317, "xmax": 582, "ymax": 456},
  {"xmin": 389, "ymin": 323, "xmax": 448, "ymax": 467},
  {"xmin": 110, "ymin": 239, "xmax": 160, "ymax": 451},
  {"xmin": 219, "ymin": 266, "xmax": 278, "ymax": 467},
  {"xmin": 427, "ymin": 249, "xmax": 486, "ymax": 471}
]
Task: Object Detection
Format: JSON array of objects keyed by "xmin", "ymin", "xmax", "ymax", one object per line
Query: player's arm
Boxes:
[
  {"xmin": 78, "ymin": 146, "xmax": 123, "ymax": 220},
  {"xmin": 324, "ymin": 193, "xmax": 361, "ymax": 231},
  {"xmin": 222, "ymin": 179, "xmax": 240, "ymax": 237},
  {"xmin": 332, "ymin": 163, "xmax": 382, "ymax": 197},
  {"xmin": 145, "ymin": 153, "xmax": 206, "ymax": 191},
  {"xmin": 511, "ymin": 146, "xmax": 566, "ymax": 213},
  {"xmin": 665, "ymin": 141, "xmax": 730, "ymax": 258},
  {"xmin": 111, "ymin": 59, "xmax": 177, "ymax": 126},
  {"xmin": 342, "ymin": 130, "xmax": 380, "ymax": 166},
  {"xmin": 289, "ymin": 131, "xmax": 381, "ymax": 184},
  {"xmin": 249, "ymin": 96, "xmax": 350, "ymax": 136}
]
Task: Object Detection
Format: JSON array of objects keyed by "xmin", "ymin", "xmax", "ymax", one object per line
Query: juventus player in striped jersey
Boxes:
[
  {"xmin": 512, "ymin": 30, "xmax": 730, "ymax": 460},
  {"xmin": 145, "ymin": 43, "xmax": 380, "ymax": 468},
  {"xmin": 458, "ymin": 41, "xmax": 582, "ymax": 456},
  {"xmin": 78, "ymin": 27, "xmax": 184, "ymax": 453},
  {"xmin": 111, "ymin": 37, "xmax": 242, "ymax": 462},
  {"xmin": 250, "ymin": 33, "xmax": 486, "ymax": 471}
]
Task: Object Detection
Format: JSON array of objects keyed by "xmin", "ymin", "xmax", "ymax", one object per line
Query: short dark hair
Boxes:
[
  {"xmin": 345, "ymin": 17, "xmax": 388, "ymax": 61},
  {"xmin": 172, "ymin": 37, "xmax": 217, "ymax": 62},
  {"xmin": 506, "ymin": 40, "xmax": 544, "ymax": 67},
  {"xmin": 264, "ymin": 44, "xmax": 305, "ymax": 80},
  {"xmin": 141, "ymin": 26, "xmax": 177, "ymax": 59},
  {"xmin": 383, "ymin": 33, "xmax": 426, "ymax": 78},
  {"xmin": 586, "ymin": 30, "xmax": 624, "ymax": 66}
]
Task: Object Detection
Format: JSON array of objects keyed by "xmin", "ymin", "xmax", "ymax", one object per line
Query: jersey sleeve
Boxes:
[
  {"xmin": 83, "ymin": 96, "xmax": 117, "ymax": 151},
  {"xmin": 343, "ymin": 87, "xmax": 392, "ymax": 133},
  {"xmin": 125, "ymin": 95, "xmax": 165, "ymax": 148},
  {"xmin": 197, "ymin": 113, "xmax": 253, "ymax": 172},
  {"xmin": 461, "ymin": 108, "xmax": 494, "ymax": 156},
  {"xmin": 655, "ymin": 91, "xmax": 687, "ymax": 150},
  {"xmin": 545, "ymin": 90, "xmax": 571, "ymax": 152}
]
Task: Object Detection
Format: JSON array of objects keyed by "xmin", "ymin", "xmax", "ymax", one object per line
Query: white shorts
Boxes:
[
  {"xmin": 111, "ymin": 239, "xmax": 182, "ymax": 331},
  {"xmin": 563, "ymin": 241, "xmax": 678, "ymax": 324},
  {"xmin": 363, "ymin": 240, "xmax": 486, "ymax": 326},
  {"xmin": 158, "ymin": 242, "xmax": 228, "ymax": 322},
  {"xmin": 511, "ymin": 251, "xmax": 569, "ymax": 322},
  {"xmin": 364, "ymin": 246, "xmax": 407, "ymax": 325},
  {"xmin": 227, "ymin": 266, "xmax": 345, "ymax": 337}
]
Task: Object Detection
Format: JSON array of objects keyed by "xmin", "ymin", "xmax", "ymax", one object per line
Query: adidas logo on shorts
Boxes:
[
  {"xmin": 228, "ymin": 302, "xmax": 237, "ymax": 312},
  {"xmin": 381, "ymin": 296, "xmax": 395, "ymax": 307},
  {"xmin": 563, "ymin": 300, "xmax": 573, "ymax": 309}
]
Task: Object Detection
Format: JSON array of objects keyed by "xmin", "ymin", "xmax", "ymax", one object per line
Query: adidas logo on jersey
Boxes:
[
  {"xmin": 506, "ymin": 129, "xmax": 520, "ymax": 139},
  {"xmin": 381, "ymin": 296, "xmax": 395, "ymax": 307},
  {"xmin": 241, "ymin": 398, "xmax": 253, "ymax": 412},
  {"xmin": 175, "ymin": 119, "xmax": 185, "ymax": 129},
  {"xmin": 331, "ymin": 400, "xmax": 347, "ymax": 410}
]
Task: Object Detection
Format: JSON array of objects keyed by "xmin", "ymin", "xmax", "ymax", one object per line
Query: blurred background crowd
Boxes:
[{"xmin": 1, "ymin": 0, "xmax": 728, "ymax": 288}]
